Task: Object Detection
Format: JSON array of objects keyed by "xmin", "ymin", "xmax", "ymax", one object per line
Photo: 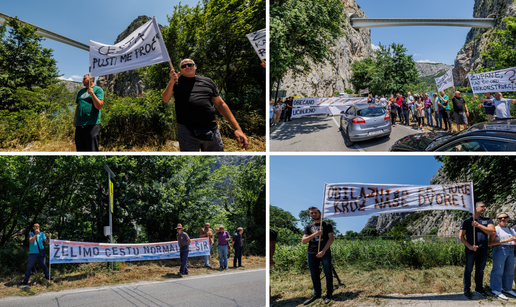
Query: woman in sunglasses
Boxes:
[{"xmin": 489, "ymin": 213, "xmax": 516, "ymax": 300}]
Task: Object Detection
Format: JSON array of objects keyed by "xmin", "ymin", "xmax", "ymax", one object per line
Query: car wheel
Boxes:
[{"xmin": 344, "ymin": 132, "xmax": 354, "ymax": 147}]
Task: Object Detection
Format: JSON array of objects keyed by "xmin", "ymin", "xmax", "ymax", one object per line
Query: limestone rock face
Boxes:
[
  {"xmin": 415, "ymin": 63, "xmax": 453, "ymax": 78},
  {"xmin": 452, "ymin": 0, "xmax": 516, "ymax": 86},
  {"xmin": 280, "ymin": 0, "xmax": 374, "ymax": 98},
  {"xmin": 97, "ymin": 16, "xmax": 161, "ymax": 97}
]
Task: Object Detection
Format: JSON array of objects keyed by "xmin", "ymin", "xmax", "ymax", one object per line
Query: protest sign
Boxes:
[
  {"xmin": 50, "ymin": 238, "xmax": 210, "ymax": 264},
  {"xmin": 89, "ymin": 17, "xmax": 171, "ymax": 78},
  {"xmin": 291, "ymin": 97, "xmax": 367, "ymax": 118},
  {"xmin": 468, "ymin": 67, "xmax": 516, "ymax": 94},
  {"xmin": 246, "ymin": 28, "xmax": 266, "ymax": 61},
  {"xmin": 292, "ymin": 107, "xmax": 330, "ymax": 118},
  {"xmin": 322, "ymin": 182, "xmax": 474, "ymax": 218},
  {"xmin": 359, "ymin": 88, "xmax": 369, "ymax": 95},
  {"xmin": 435, "ymin": 69, "xmax": 454, "ymax": 92}
]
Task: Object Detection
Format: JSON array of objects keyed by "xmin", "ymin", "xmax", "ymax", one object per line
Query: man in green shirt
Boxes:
[
  {"xmin": 437, "ymin": 90, "xmax": 452, "ymax": 132},
  {"xmin": 74, "ymin": 74, "xmax": 104, "ymax": 151}
]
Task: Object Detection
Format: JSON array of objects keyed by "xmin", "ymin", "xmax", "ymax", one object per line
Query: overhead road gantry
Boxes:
[
  {"xmin": 0, "ymin": 11, "xmax": 89, "ymax": 51},
  {"xmin": 350, "ymin": 18, "xmax": 496, "ymax": 29}
]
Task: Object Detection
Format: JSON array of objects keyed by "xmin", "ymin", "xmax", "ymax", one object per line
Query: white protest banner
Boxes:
[
  {"xmin": 89, "ymin": 17, "xmax": 171, "ymax": 78},
  {"xmin": 292, "ymin": 106, "xmax": 330, "ymax": 118},
  {"xmin": 293, "ymin": 98, "xmax": 319, "ymax": 107},
  {"xmin": 435, "ymin": 69, "xmax": 454, "ymax": 92},
  {"xmin": 468, "ymin": 67, "xmax": 516, "ymax": 94},
  {"xmin": 322, "ymin": 182, "xmax": 474, "ymax": 218},
  {"xmin": 359, "ymin": 88, "xmax": 369, "ymax": 95},
  {"xmin": 292, "ymin": 97, "xmax": 367, "ymax": 108},
  {"xmin": 246, "ymin": 28, "xmax": 266, "ymax": 61},
  {"xmin": 50, "ymin": 238, "xmax": 210, "ymax": 264}
]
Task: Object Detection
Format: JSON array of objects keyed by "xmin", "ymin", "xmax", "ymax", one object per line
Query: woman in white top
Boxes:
[{"xmin": 489, "ymin": 213, "xmax": 516, "ymax": 300}]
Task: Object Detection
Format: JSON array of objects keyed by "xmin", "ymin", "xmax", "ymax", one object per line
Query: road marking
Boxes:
[
  {"xmin": 269, "ymin": 122, "xmax": 286, "ymax": 139},
  {"xmin": 331, "ymin": 116, "xmax": 363, "ymax": 152}
]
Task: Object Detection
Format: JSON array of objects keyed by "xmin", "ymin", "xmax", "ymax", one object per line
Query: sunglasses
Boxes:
[
  {"xmin": 181, "ymin": 63, "xmax": 195, "ymax": 68},
  {"xmin": 498, "ymin": 216, "xmax": 509, "ymax": 220}
]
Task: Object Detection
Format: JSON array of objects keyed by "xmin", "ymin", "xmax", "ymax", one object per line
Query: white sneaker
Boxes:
[
  {"xmin": 503, "ymin": 289, "xmax": 516, "ymax": 297},
  {"xmin": 493, "ymin": 290, "xmax": 508, "ymax": 300}
]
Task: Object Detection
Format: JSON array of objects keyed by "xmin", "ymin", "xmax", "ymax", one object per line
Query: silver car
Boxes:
[{"xmin": 339, "ymin": 104, "xmax": 391, "ymax": 145}]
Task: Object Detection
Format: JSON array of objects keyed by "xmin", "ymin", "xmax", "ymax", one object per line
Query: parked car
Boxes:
[
  {"xmin": 339, "ymin": 104, "xmax": 391, "ymax": 146},
  {"xmin": 389, "ymin": 119, "xmax": 516, "ymax": 151}
]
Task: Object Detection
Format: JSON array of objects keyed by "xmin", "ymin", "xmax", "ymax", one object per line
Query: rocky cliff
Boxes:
[
  {"xmin": 416, "ymin": 63, "xmax": 453, "ymax": 78},
  {"xmin": 453, "ymin": 0, "xmax": 516, "ymax": 86},
  {"xmin": 280, "ymin": 0, "xmax": 374, "ymax": 98},
  {"xmin": 97, "ymin": 16, "xmax": 161, "ymax": 96}
]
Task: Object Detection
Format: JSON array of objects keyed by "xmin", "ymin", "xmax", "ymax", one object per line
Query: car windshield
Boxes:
[{"xmin": 357, "ymin": 107, "xmax": 385, "ymax": 117}]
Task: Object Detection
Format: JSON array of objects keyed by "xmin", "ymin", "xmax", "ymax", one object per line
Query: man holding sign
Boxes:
[
  {"xmin": 475, "ymin": 92, "xmax": 516, "ymax": 120},
  {"xmin": 459, "ymin": 201, "xmax": 495, "ymax": 299},
  {"xmin": 162, "ymin": 59, "xmax": 248, "ymax": 151},
  {"xmin": 302, "ymin": 206, "xmax": 334, "ymax": 305},
  {"xmin": 74, "ymin": 74, "xmax": 104, "ymax": 151}
]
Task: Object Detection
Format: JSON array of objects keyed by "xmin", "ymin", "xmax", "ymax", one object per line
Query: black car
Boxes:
[{"xmin": 389, "ymin": 120, "xmax": 516, "ymax": 152}]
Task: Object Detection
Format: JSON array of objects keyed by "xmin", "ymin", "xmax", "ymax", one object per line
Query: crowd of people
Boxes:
[
  {"xmin": 369, "ymin": 87, "xmax": 516, "ymax": 133},
  {"xmin": 269, "ymin": 97, "xmax": 294, "ymax": 126},
  {"xmin": 19, "ymin": 222, "xmax": 246, "ymax": 285}
]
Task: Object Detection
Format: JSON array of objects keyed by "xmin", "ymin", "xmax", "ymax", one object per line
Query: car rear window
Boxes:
[{"xmin": 357, "ymin": 107, "xmax": 385, "ymax": 117}]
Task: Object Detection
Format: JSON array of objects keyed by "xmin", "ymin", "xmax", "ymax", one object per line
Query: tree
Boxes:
[
  {"xmin": 270, "ymin": 205, "xmax": 299, "ymax": 233},
  {"xmin": 0, "ymin": 16, "xmax": 60, "ymax": 110},
  {"xmin": 270, "ymin": 0, "xmax": 345, "ymax": 88},
  {"xmin": 359, "ymin": 228, "xmax": 378, "ymax": 237},
  {"xmin": 476, "ymin": 16, "xmax": 516, "ymax": 73},
  {"xmin": 350, "ymin": 43, "xmax": 418, "ymax": 95}
]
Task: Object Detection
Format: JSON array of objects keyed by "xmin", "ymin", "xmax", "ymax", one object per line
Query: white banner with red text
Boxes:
[
  {"xmin": 50, "ymin": 238, "xmax": 210, "ymax": 264},
  {"xmin": 89, "ymin": 17, "xmax": 171, "ymax": 78},
  {"xmin": 468, "ymin": 67, "xmax": 516, "ymax": 94},
  {"xmin": 323, "ymin": 182, "xmax": 474, "ymax": 218}
]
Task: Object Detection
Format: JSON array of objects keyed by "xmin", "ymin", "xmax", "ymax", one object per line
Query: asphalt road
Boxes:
[
  {"xmin": 270, "ymin": 114, "xmax": 423, "ymax": 152},
  {"xmin": 1, "ymin": 269, "xmax": 265, "ymax": 307}
]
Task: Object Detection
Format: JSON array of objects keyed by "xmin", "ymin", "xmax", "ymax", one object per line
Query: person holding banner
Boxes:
[
  {"xmin": 488, "ymin": 213, "xmax": 516, "ymax": 300},
  {"xmin": 302, "ymin": 206, "xmax": 334, "ymax": 305},
  {"xmin": 74, "ymin": 74, "xmax": 104, "ymax": 151},
  {"xmin": 199, "ymin": 223, "xmax": 214, "ymax": 269},
  {"xmin": 176, "ymin": 224, "xmax": 191, "ymax": 275},
  {"xmin": 459, "ymin": 201, "xmax": 495, "ymax": 299},
  {"xmin": 284, "ymin": 97, "xmax": 293, "ymax": 122},
  {"xmin": 216, "ymin": 225, "xmax": 231, "ymax": 270},
  {"xmin": 232, "ymin": 227, "xmax": 244, "ymax": 268},
  {"xmin": 475, "ymin": 92, "xmax": 496, "ymax": 121},
  {"xmin": 475, "ymin": 92, "xmax": 516, "ymax": 120},
  {"xmin": 162, "ymin": 59, "xmax": 248, "ymax": 151},
  {"xmin": 437, "ymin": 90, "xmax": 452, "ymax": 132},
  {"xmin": 450, "ymin": 86, "xmax": 469, "ymax": 132},
  {"xmin": 20, "ymin": 223, "xmax": 52, "ymax": 285}
]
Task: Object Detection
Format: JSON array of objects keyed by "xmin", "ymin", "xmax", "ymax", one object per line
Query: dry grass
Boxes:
[
  {"xmin": 2, "ymin": 136, "xmax": 265, "ymax": 152},
  {"xmin": 0, "ymin": 255, "xmax": 264, "ymax": 299},
  {"xmin": 271, "ymin": 265, "xmax": 497, "ymax": 307}
]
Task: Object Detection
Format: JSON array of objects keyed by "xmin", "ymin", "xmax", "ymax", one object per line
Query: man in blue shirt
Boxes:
[
  {"xmin": 20, "ymin": 223, "xmax": 52, "ymax": 285},
  {"xmin": 176, "ymin": 223, "xmax": 191, "ymax": 275},
  {"xmin": 459, "ymin": 201, "xmax": 495, "ymax": 299},
  {"xmin": 475, "ymin": 92, "xmax": 496, "ymax": 121},
  {"xmin": 475, "ymin": 92, "xmax": 516, "ymax": 120},
  {"xmin": 232, "ymin": 227, "xmax": 244, "ymax": 268}
]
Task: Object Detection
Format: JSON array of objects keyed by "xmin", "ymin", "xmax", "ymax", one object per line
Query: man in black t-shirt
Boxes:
[
  {"xmin": 302, "ymin": 206, "xmax": 334, "ymax": 305},
  {"xmin": 459, "ymin": 201, "xmax": 495, "ymax": 299},
  {"xmin": 162, "ymin": 59, "xmax": 248, "ymax": 151},
  {"xmin": 450, "ymin": 86, "xmax": 469, "ymax": 132}
]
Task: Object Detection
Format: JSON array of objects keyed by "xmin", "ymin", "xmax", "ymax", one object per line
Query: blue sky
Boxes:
[
  {"xmin": 357, "ymin": 0, "xmax": 475, "ymax": 65},
  {"xmin": 2, "ymin": 0, "xmax": 200, "ymax": 81},
  {"xmin": 270, "ymin": 155, "xmax": 443, "ymax": 234}
]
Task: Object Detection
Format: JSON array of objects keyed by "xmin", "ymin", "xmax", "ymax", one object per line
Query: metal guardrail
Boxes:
[
  {"xmin": 350, "ymin": 18, "xmax": 496, "ymax": 29},
  {"xmin": 0, "ymin": 11, "xmax": 89, "ymax": 51}
]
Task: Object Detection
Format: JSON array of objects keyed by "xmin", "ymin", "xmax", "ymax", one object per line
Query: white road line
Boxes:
[
  {"xmin": 331, "ymin": 116, "xmax": 363, "ymax": 152},
  {"xmin": 269, "ymin": 122, "xmax": 286, "ymax": 139}
]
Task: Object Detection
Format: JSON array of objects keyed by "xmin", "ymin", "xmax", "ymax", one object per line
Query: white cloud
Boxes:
[
  {"xmin": 416, "ymin": 59, "xmax": 438, "ymax": 63},
  {"xmin": 70, "ymin": 75, "xmax": 82, "ymax": 81},
  {"xmin": 57, "ymin": 76, "xmax": 73, "ymax": 81},
  {"xmin": 371, "ymin": 43, "xmax": 380, "ymax": 51}
]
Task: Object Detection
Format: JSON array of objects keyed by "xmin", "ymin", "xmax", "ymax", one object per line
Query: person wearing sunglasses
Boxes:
[
  {"xmin": 162, "ymin": 59, "xmax": 248, "ymax": 151},
  {"xmin": 459, "ymin": 201, "xmax": 495, "ymax": 299},
  {"xmin": 488, "ymin": 213, "xmax": 516, "ymax": 300}
]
